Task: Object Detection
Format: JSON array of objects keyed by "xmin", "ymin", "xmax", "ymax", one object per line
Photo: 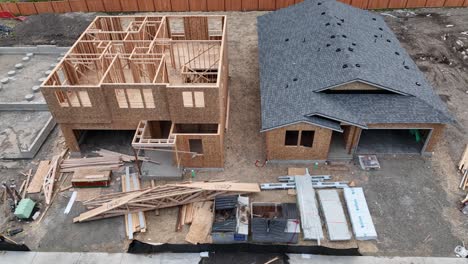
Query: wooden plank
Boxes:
[
  {"xmin": 17, "ymin": 2, "xmax": 37, "ymax": 15},
  {"xmin": 170, "ymin": 182, "xmax": 261, "ymax": 193},
  {"xmin": 34, "ymin": 2, "xmax": 54, "ymax": 13},
  {"xmin": 425, "ymin": 0, "xmax": 445, "ymax": 6},
  {"xmin": 137, "ymin": 0, "xmax": 154, "ymax": 11},
  {"xmin": 367, "ymin": 0, "xmax": 389, "ymax": 8},
  {"xmin": 206, "ymin": 0, "xmax": 224, "ymax": 10},
  {"xmin": 350, "ymin": 0, "xmax": 369, "ymax": 8},
  {"xmin": 276, "ymin": 0, "xmax": 295, "ymax": 9},
  {"xmin": 225, "ymin": 0, "xmax": 241, "ymax": 10},
  {"xmin": 154, "ymin": 0, "xmax": 172, "ymax": 10},
  {"xmin": 86, "ymin": 0, "xmax": 105, "ymax": 11},
  {"xmin": 189, "ymin": 0, "xmax": 207, "ymax": 10},
  {"xmin": 259, "ymin": 0, "xmax": 276, "ymax": 10},
  {"xmin": 69, "ymin": 0, "xmax": 89, "ymax": 11},
  {"xmin": 171, "ymin": 0, "xmax": 189, "ymax": 11},
  {"xmin": 102, "ymin": 0, "xmax": 122, "ymax": 11},
  {"xmin": 405, "ymin": 0, "xmax": 427, "ymax": 7},
  {"xmin": 51, "ymin": 1, "xmax": 72, "ymax": 13},
  {"xmin": 27, "ymin": 160, "xmax": 51, "ymax": 194},
  {"xmin": 444, "ymin": 0, "xmax": 464, "ymax": 6},
  {"xmin": 185, "ymin": 201, "xmax": 213, "ymax": 244},
  {"xmin": 22, "ymin": 169, "xmax": 32, "ymax": 198},
  {"xmin": 242, "ymin": 0, "xmax": 259, "ymax": 10},
  {"xmin": 388, "ymin": 0, "xmax": 408, "ymax": 8},
  {"xmin": 120, "ymin": 0, "xmax": 140, "ymax": 12}
]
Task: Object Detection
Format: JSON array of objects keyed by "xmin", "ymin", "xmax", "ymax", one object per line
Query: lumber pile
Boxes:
[
  {"xmin": 73, "ymin": 181, "xmax": 260, "ymax": 223},
  {"xmin": 72, "ymin": 168, "xmax": 111, "ymax": 188},
  {"xmin": 60, "ymin": 156, "xmax": 123, "ymax": 173},
  {"xmin": 94, "ymin": 148, "xmax": 156, "ymax": 164},
  {"xmin": 122, "ymin": 167, "xmax": 146, "ymax": 239},
  {"xmin": 459, "ymin": 144, "xmax": 468, "ymax": 190}
]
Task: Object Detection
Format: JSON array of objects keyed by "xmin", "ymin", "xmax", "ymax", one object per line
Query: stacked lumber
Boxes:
[
  {"xmin": 94, "ymin": 148, "xmax": 157, "ymax": 164},
  {"xmin": 459, "ymin": 145, "xmax": 468, "ymax": 190},
  {"xmin": 72, "ymin": 168, "xmax": 111, "ymax": 188},
  {"xmin": 121, "ymin": 167, "xmax": 146, "ymax": 239},
  {"xmin": 60, "ymin": 156, "xmax": 123, "ymax": 173},
  {"xmin": 73, "ymin": 181, "xmax": 260, "ymax": 223}
]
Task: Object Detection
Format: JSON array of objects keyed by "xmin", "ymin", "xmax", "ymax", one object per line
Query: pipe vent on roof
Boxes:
[
  {"xmin": 348, "ymin": 47, "xmax": 354, "ymax": 52},
  {"xmin": 331, "ymin": 35, "xmax": 336, "ymax": 39},
  {"xmin": 379, "ymin": 27, "xmax": 383, "ymax": 31},
  {"xmin": 416, "ymin": 82, "xmax": 421, "ymax": 86},
  {"xmin": 326, "ymin": 43, "xmax": 331, "ymax": 47},
  {"xmin": 404, "ymin": 66, "xmax": 410, "ymax": 70},
  {"xmin": 321, "ymin": 12, "xmax": 326, "ymax": 15},
  {"xmin": 352, "ymin": 43, "xmax": 356, "ymax": 46},
  {"xmin": 293, "ymin": 78, "xmax": 298, "ymax": 82},
  {"xmin": 342, "ymin": 64, "xmax": 348, "ymax": 68},
  {"xmin": 355, "ymin": 64, "xmax": 361, "ymax": 68},
  {"xmin": 342, "ymin": 35, "xmax": 347, "ymax": 38},
  {"xmin": 372, "ymin": 18, "xmax": 377, "ymax": 21},
  {"xmin": 337, "ymin": 23, "xmax": 342, "ymax": 26},
  {"xmin": 336, "ymin": 48, "xmax": 341, "ymax": 52},
  {"xmin": 386, "ymin": 39, "xmax": 391, "ymax": 43},
  {"xmin": 285, "ymin": 38, "xmax": 289, "ymax": 42},
  {"xmin": 395, "ymin": 52, "xmax": 400, "ymax": 55},
  {"xmin": 318, "ymin": 2, "xmax": 322, "ymax": 5}
]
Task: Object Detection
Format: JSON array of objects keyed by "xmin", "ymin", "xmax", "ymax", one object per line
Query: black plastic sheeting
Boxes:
[
  {"xmin": 128, "ymin": 240, "xmax": 361, "ymax": 256},
  {"xmin": 0, "ymin": 236, "xmax": 30, "ymax": 251}
]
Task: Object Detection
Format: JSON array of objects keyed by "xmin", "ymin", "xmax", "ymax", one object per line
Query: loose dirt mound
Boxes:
[{"xmin": 0, "ymin": 12, "xmax": 98, "ymax": 46}]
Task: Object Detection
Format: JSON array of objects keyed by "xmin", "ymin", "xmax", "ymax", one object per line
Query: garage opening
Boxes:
[{"xmin": 357, "ymin": 129, "xmax": 431, "ymax": 154}]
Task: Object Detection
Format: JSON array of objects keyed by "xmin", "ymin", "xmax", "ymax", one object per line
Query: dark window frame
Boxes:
[{"xmin": 284, "ymin": 130, "xmax": 299, "ymax": 146}]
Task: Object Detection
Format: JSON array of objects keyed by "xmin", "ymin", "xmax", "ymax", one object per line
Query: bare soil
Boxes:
[{"xmin": 0, "ymin": 7, "xmax": 467, "ymax": 257}]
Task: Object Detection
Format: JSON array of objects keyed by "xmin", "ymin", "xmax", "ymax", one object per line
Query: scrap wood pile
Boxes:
[
  {"xmin": 458, "ymin": 145, "xmax": 468, "ymax": 215},
  {"xmin": 73, "ymin": 181, "xmax": 260, "ymax": 223}
]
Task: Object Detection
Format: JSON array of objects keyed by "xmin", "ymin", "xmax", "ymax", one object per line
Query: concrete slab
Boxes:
[
  {"xmin": 0, "ymin": 251, "xmax": 37, "ymax": 264},
  {"xmin": 288, "ymin": 255, "xmax": 468, "ymax": 264},
  {"xmin": 32, "ymin": 252, "xmax": 82, "ymax": 264},
  {"xmin": 141, "ymin": 150, "xmax": 182, "ymax": 180},
  {"xmin": 121, "ymin": 253, "xmax": 201, "ymax": 264},
  {"xmin": 357, "ymin": 130, "xmax": 426, "ymax": 154},
  {"xmin": 76, "ymin": 252, "xmax": 124, "ymax": 264}
]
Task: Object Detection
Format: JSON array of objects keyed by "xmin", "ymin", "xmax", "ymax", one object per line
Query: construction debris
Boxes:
[
  {"xmin": 122, "ymin": 167, "xmax": 146, "ymax": 239},
  {"xmin": 458, "ymin": 144, "xmax": 468, "ymax": 190},
  {"xmin": 74, "ymin": 181, "xmax": 260, "ymax": 223},
  {"xmin": 211, "ymin": 195, "xmax": 249, "ymax": 243},
  {"xmin": 26, "ymin": 160, "xmax": 50, "ymax": 194},
  {"xmin": 358, "ymin": 155, "xmax": 381, "ymax": 171},
  {"xmin": 71, "ymin": 168, "xmax": 111, "ymax": 188},
  {"xmin": 60, "ymin": 156, "xmax": 123, "ymax": 173}
]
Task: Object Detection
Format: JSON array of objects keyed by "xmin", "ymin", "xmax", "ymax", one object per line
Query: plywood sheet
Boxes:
[
  {"xmin": 388, "ymin": 0, "xmax": 408, "ymax": 8},
  {"xmin": 242, "ymin": 0, "xmax": 258, "ymax": 10},
  {"xmin": 33, "ymin": 2, "xmax": 53, "ymax": 13},
  {"xmin": 185, "ymin": 201, "xmax": 213, "ymax": 244},
  {"xmin": 137, "ymin": 0, "xmax": 154, "ymax": 10},
  {"xmin": 17, "ymin": 2, "xmax": 37, "ymax": 15},
  {"xmin": 86, "ymin": 0, "xmax": 105, "ymax": 11},
  {"xmin": 225, "ymin": 0, "xmax": 241, "ymax": 10},
  {"xmin": 276, "ymin": 0, "xmax": 295, "ymax": 9},
  {"xmin": 27, "ymin": 160, "xmax": 51, "ymax": 194},
  {"xmin": 69, "ymin": 0, "xmax": 88, "ymax": 11},
  {"xmin": 206, "ymin": 0, "xmax": 224, "ymax": 10},
  {"xmin": 154, "ymin": 0, "xmax": 172, "ymax": 11},
  {"xmin": 102, "ymin": 0, "xmax": 122, "ymax": 11},
  {"xmin": 51, "ymin": 1, "xmax": 72, "ymax": 13},
  {"xmin": 171, "ymin": 0, "xmax": 189, "ymax": 11},
  {"xmin": 0, "ymin": 2, "xmax": 20, "ymax": 14},
  {"xmin": 444, "ymin": 0, "xmax": 464, "ymax": 6},
  {"xmin": 367, "ymin": 0, "xmax": 389, "ymax": 8},
  {"xmin": 75, "ymin": 187, "xmax": 102, "ymax": 202}
]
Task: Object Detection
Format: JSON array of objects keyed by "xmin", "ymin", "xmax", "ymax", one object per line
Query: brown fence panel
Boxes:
[
  {"xmin": 259, "ymin": 0, "xmax": 276, "ymax": 10},
  {"xmin": 206, "ymin": 0, "xmax": 224, "ymax": 10},
  {"xmin": 136, "ymin": 0, "xmax": 153, "ymax": 11},
  {"xmin": 242, "ymin": 0, "xmax": 259, "ymax": 10},
  {"xmin": 225, "ymin": 0, "xmax": 242, "ymax": 10},
  {"xmin": 69, "ymin": 0, "xmax": 88, "ymax": 11},
  {"xmin": 338, "ymin": 0, "xmax": 352, "ymax": 5},
  {"xmin": 154, "ymin": 0, "xmax": 172, "ymax": 11},
  {"xmin": 34, "ymin": 1, "xmax": 54, "ymax": 13},
  {"xmin": 276, "ymin": 0, "xmax": 294, "ymax": 9},
  {"xmin": 17, "ymin": 2, "xmax": 37, "ymax": 15},
  {"xmin": 425, "ymin": 0, "xmax": 445, "ymax": 6},
  {"xmin": 367, "ymin": 0, "xmax": 389, "ymax": 8},
  {"xmin": 120, "ymin": 0, "xmax": 139, "ymax": 11},
  {"xmin": 350, "ymin": 0, "xmax": 369, "ymax": 8},
  {"xmin": 388, "ymin": 0, "xmax": 408, "ymax": 8},
  {"xmin": 171, "ymin": 0, "xmax": 189, "ymax": 11},
  {"xmin": 86, "ymin": 0, "xmax": 105, "ymax": 11},
  {"xmin": 0, "ymin": 2, "xmax": 20, "ymax": 14},
  {"xmin": 464, "ymin": 0, "xmax": 468, "ymax": 7},
  {"xmin": 406, "ymin": 0, "xmax": 427, "ymax": 7},
  {"xmin": 102, "ymin": 0, "xmax": 122, "ymax": 12},
  {"xmin": 51, "ymin": 1, "xmax": 72, "ymax": 12},
  {"xmin": 295, "ymin": 0, "xmax": 304, "ymax": 3},
  {"xmin": 445, "ymin": 0, "xmax": 464, "ymax": 6},
  {"xmin": 189, "ymin": 0, "xmax": 207, "ymax": 11}
]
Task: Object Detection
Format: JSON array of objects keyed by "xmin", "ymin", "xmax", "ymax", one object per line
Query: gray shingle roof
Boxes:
[{"xmin": 258, "ymin": 0, "xmax": 453, "ymax": 132}]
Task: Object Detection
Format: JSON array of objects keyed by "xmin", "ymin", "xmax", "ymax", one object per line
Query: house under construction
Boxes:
[{"xmin": 41, "ymin": 15, "xmax": 229, "ymax": 168}]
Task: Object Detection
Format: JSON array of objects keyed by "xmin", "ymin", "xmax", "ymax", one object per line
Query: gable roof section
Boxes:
[{"xmin": 258, "ymin": 0, "xmax": 452, "ymax": 132}]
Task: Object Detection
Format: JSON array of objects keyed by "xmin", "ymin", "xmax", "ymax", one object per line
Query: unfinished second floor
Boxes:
[{"xmin": 41, "ymin": 15, "xmax": 228, "ymax": 126}]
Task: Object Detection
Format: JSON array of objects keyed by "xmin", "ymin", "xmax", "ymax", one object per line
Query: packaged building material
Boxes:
[
  {"xmin": 343, "ymin": 187, "xmax": 377, "ymax": 240},
  {"xmin": 211, "ymin": 195, "xmax": 249, "ymax": 243},
  {"xmin": 317, "ymin": 190, "xmax": 351, "ymax": 241},
  {"xmin": 295, "ymin": 175, "xmax": 323, "ymax": 240},
  {"xmin": 14, "ymin": 198, "xmax": 36, "ymax": 219}
]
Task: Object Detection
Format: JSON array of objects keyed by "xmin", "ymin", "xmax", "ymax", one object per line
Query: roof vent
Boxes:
[
  {"xmin": 352, "ymin": 43, "xmax": 356, "ymax": 46},
  {"xmin": 325, "ymin": 22, "xmax": 330, "ymax": 26},
  {"xmin": 395, "ymin": 52, "xmax": 400, "ymax": 55},
  {"xmin": 285, "ymin": 38, "xmax": 289, "ymax": 42},
  {"xmin": 342, "ymin": 34, "xmax": 347, "ymax": 38},
  {"xmin": 285, "ymin": 84, "xmax": 289, "ymax": 89},
  {"xmin": 386, "ymin": 39, "xmax": 391, "ymax": 43},
  {"xmin": 321, "ymin": 12, "xmax": 326, "ymax": 15},
  {"xmin": 318, "ymin": 2, "xmax": 322, "ymax": 5},
  {"xmin": 331, "ymin": 35, "xmax": 336, "ymax": 39},
  {"xmin": 379, "ymin": 27, "xmax": 383, "ymax": 31},
  {"xmin": 416, "ymin": 82, "xmax": 421, "ymax": 86},
  {"xmin": 374, "ymin": 35, "xmax": 378, "ymax": 38},
  {"xmin": 342, "ymin": 64, "xmax": 348, "ymax": 68},
  {"xmin": 404, "ymin": 66, "xmax": 410, "ymax": 70},
  {"xmin": 337, "ymin": 23, "xmax": 342, "ymax": 26},
  {"xmin": 293, "ymin": 78, "xmax": 298, "ymax": 82},
  {"xmin": 326, "ymin": 43, "xmax": 331, "ymax": 47},
  {"xmin": 372, "ymin": 18, "xmax": 377, "ymax": 21},
  {"xmin": 303, "ymin": 38, "xmax": 306, "ymax": 42},
  {"xmin": 355, "ymin": 64, "xmax": 361, "ymax": 67},
  {"xmin": 340, "ymin": 19, "xmax": 345, "ymax": 23},
  {"xmin": 348, "ymin": 47, "xmax": 354, "ymax": 52},
  {"xmin": 336, "ymin": 48, "xmax": 341, "ymax": 52}
]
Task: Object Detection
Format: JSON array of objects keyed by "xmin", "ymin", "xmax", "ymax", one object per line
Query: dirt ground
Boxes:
[{"xmin": 0, "ymin": 7, "xmax": 467, "ymax": 257}]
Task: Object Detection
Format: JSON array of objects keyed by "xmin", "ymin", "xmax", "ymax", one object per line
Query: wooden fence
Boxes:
[{"xmin": 1, "ymin": 0, "xmax": 467, "ymax": 16}]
